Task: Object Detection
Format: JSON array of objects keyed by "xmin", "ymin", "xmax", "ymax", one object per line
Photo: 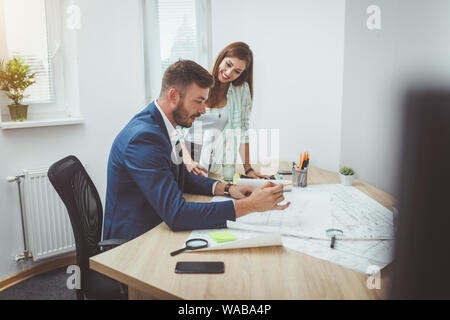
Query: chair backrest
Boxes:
[{"xmin": 47, "ymin": 155, "xmax": 103, "ymax": 280}]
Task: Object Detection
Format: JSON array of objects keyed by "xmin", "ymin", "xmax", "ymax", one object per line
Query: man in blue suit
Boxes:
[{"xmin": 104, "ymin": 60, "xmax": 290, "ymax": 240}]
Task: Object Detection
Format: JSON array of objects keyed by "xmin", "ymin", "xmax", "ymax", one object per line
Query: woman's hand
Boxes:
[
  {"xmin": 181, "ymin": 141, "xmax": 208, "ymax": 177},
  {"xmin": 246, "ymin": 169, "xmax": 271, "ymax": 179},
  {"xmin": 185, "ymin": 161, "xmax": 208, "ymax": 177}
]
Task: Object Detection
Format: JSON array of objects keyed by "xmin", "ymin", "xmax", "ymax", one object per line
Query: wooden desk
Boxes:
[{"xmin": 90, "ymin": 165, "xmax": 396, "ymax": 299}]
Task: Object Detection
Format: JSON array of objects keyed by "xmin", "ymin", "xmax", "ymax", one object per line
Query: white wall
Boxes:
[
  {"xmin": 0, "ymin": 0, "xmax": 146, "ymax": 280},
  {"xmin": 341, "ymin": 0, "xmax": 450, "ymax": 197},
  {"xmin": 211, "ymin": 0, "xmax": 346, "ymax": 172}
]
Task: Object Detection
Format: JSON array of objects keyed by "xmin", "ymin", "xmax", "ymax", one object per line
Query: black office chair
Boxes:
[{"xmin": 48, "ymin": 155, "xmax": 128, "ymax": 300}]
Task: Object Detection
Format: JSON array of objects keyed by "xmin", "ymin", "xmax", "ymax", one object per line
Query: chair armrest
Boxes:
[{"xmin": 98, "ymin": 239, "xmax": 127, "ymax": 251}]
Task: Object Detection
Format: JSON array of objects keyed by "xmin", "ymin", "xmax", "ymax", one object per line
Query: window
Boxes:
[
  {"xmin": 3, "ymin": 0, "xmax": 54, "ymax": 104},
  {"xmin": 142, "ymin": 0, "xmax": 211, "ymax": 102},
  {"xmin": 0, "ymin": 0, "xmax": 82, "ymax": 129}
]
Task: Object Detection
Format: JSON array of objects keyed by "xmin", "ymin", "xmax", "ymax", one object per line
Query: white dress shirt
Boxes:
[{"xmin": 154, "ymin": 100, "xmax": 219, "ymax": 195}]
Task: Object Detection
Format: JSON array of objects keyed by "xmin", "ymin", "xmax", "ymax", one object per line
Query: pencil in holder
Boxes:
[{"xmin": 292, "ymin": 168, "xmax": 308, "ymax": 187}]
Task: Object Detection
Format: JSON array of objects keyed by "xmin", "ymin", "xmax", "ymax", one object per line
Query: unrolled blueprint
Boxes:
[{"xmin": 188, "ymin": 184, "xmax": 395, "ymax": 274}]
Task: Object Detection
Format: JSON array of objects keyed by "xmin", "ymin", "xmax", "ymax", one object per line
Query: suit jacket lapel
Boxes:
[{"xmin": 148, "ymin": 102, "xmax": 184, "ymax": 190}]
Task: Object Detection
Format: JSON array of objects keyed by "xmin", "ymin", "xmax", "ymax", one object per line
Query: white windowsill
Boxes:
[{"xmin": 0, "ymin": 117, "xmax": 85, "ymax": 130}]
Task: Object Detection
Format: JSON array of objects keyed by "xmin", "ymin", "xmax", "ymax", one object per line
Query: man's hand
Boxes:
[
  {"xmin": 228, "ymin": 185, "xmax": 254, "ymax": 199},
  {"xmin": 234, "ymin": 181, "xmax": 291, "ymax": 218},
  {"xmin": 248, "ymin": 182, "xmax": 290, "ymax": 212},
  {"xmin": 214, "ymin": 182, "xmax": 253, "ymax": 199}
]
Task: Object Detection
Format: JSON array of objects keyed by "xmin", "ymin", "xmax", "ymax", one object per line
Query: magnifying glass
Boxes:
[
  {"xmin": 326, "ymin": 229, "xmax": 344, "ymax": 249},
  {"xmin": 170, "ymin": 238, "xmax": 209, "ymax": 256}
]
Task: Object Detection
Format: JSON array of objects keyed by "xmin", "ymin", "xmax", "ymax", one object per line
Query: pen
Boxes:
[
  {"xmin": 300, "ymin": 153, "xmax": 306, "ymax": 170},
  {"xmin": 305, "ymin": 152, "xmax": 309, "ymax": 169},
  {"xmin": 263, "ymin": 182, "xmax": 293, "ymax": 189},
  {"xmin": 302, "ymin": 153, "xmax": 310, "ymax": 170},
  {"xmin": 299, "ymin": 152, "xmax": 302, "ymax": 171},
  {"xmin": 247, "ymin": 182, "xmax": 292, "ymax": 196}
]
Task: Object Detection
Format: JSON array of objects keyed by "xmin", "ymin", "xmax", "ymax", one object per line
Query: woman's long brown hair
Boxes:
[{"xmin": 207, "ymin": 42, "xmax": 253, "ymax": 109}]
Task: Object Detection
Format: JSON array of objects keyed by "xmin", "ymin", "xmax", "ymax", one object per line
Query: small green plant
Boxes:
[
  {"xmin": 339, "ymin": 166, "xmax": 355, "ymax": 176},
  {"xmin": 0, "ymin": 57, "xmax": 36, "ymax": 105}
]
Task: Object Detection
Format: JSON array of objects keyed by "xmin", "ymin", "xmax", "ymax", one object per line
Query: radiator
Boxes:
[{"xmin": 20, "ymin": 167, "xmax": 76, "ymax": 261}]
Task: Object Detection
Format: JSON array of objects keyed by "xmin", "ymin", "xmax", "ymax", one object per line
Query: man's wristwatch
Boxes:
[{"xmin": 223, "ymin": 183, "xmax": 233, "ymax": 196}]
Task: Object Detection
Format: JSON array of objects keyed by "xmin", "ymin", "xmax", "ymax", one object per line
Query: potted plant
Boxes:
[
  {"xmin": 0, "ymin": 57, "xmax": 36, "ymax": 121},
  {"xmin": 339, "ymin": 166, "xmax": 356, "ymax": 186}
]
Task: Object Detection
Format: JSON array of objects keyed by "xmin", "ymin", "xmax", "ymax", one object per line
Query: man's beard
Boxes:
[{"xmin": 173, "ymin": 99, "xmax": 200, "ymax": 128}]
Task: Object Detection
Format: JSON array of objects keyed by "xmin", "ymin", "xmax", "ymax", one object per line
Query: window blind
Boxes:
[
  {"xmin": 3, "ymin": 0, "xmax": 55, "ymax": 104},
  {"xmin": 157, "ymin": 0, "xmax": 199, "ymax": 73}
]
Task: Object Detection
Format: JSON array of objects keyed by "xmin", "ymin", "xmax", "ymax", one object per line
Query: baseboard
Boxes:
[{"xmin": 0, "ymin": 253, "xmax": 76, "ymax": 292}]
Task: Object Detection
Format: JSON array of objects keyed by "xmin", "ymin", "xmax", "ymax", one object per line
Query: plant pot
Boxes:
[
  {"xmin": 8, "ymin": 104, "xmax": 29, "ymax": 122},
  {"xmin": 339, "ymin": 173, "xmax": 355, "ymax": 186}
]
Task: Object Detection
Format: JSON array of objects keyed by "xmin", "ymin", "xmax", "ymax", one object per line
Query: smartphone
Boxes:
[{"xmin": 175, "ymin": 261, "xmax": 225, "ymax": 274}]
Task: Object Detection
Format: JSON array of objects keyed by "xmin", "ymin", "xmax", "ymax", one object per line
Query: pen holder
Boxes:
[{"xmin": 292, "ymin": 168, "xmax": 308, "ymax": 187}]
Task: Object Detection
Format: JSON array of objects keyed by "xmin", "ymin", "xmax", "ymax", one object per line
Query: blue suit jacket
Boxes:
[{"xmin": 104, "ymin": 102, "xmax": 235, "ymax": 240}]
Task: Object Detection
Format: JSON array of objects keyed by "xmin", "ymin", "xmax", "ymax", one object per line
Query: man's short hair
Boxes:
[{"xmin": 159, "ymin": 60, "xmax": 214, "ymax": 98}]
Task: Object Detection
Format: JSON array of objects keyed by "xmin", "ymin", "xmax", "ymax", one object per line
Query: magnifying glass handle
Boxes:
[
  {"xmin": 330, "ymin": 235, "xmax": 336, "ymax": 249},
  {"xmin": 170, "ymin": 247, "xmax": 187, "ymax": 256}
]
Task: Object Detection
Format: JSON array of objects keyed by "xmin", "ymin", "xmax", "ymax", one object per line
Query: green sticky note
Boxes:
[{"xmin": 209, "ymin": 231, "xmax": 237, "ymax": 243}]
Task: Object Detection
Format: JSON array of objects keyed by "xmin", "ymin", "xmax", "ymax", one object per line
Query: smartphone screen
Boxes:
[{"xmin": 175, "ymin": 261, "xmax": 225, "ymax": 274}]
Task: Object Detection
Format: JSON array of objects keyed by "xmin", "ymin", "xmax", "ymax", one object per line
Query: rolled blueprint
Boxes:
[{"xmin": 236, "ymin": 178, "xmax": 292, "ymax": 191}]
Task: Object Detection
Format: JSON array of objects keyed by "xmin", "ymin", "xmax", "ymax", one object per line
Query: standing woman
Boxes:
[{"xmin": 179, "ymin": 42, "xmax": 269, "ymax": 179}]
